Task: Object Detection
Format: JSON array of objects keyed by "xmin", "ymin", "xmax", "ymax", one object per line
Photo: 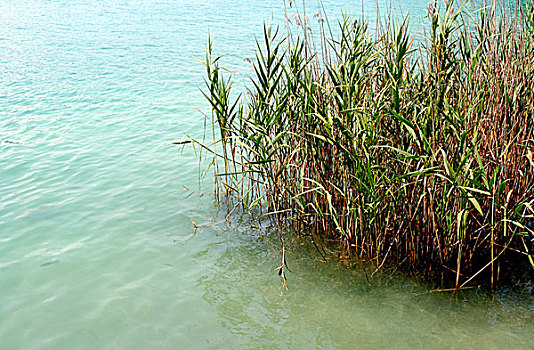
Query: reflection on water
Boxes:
[{"xmin": 202, "ymin": 220, "xmax": 533, "ymax": 349}]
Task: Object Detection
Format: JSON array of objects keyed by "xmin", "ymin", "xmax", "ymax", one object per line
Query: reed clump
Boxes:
[{"xmin": 195, "ymin": 0, "xmax": 534, "ymax": 289}]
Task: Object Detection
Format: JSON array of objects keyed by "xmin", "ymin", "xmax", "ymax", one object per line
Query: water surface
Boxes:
[{"xmin": 1, "ymin": 0, "xmax": 532, "ymax": 349}]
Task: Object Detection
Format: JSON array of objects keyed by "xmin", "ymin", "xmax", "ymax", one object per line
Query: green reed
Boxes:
[{"xmin": 194, "ymin": 0, "xmax": 534, "ymax": 289}]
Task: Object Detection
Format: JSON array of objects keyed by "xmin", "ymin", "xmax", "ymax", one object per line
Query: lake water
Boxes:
[{"xmin": 1, "ymin": 0, "xmax": 532, "ymax": 349}]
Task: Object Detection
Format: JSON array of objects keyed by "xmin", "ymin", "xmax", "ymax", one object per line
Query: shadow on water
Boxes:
[{"xmin": 198, "ymin": 213, "xmax": 534, "ymax": 349}]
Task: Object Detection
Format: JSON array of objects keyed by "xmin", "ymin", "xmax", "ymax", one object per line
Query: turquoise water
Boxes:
[{"xmin": 1, "ymin": 0, "xmax": 532, "ymax": 349}]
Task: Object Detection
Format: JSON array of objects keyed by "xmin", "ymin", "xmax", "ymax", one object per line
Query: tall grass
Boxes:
[{"xmin": 194, "ymin": 0, "xmax": 534, "ymax": 289}]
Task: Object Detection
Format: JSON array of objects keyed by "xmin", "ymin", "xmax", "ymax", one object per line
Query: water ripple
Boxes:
[{"xmin": 0, "ymin": 0, "xmax": 532, "ymax": 349}]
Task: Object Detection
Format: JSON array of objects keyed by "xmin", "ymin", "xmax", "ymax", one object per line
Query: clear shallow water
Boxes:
[{"xmin": 0, "ymin": 0, "xmax": 532, "ymax": 349}]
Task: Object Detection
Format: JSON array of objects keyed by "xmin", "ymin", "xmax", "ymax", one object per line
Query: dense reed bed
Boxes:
[{"xmin": 193, "ymin": 0, "xmax": 534, "ymax": 289}]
